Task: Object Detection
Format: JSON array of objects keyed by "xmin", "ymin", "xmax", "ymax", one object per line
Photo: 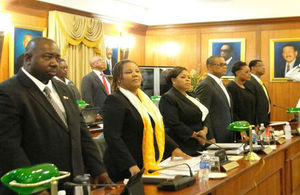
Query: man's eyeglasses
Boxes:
[{"xmin": 212, "ymin": 63, "xmax": 227, "ymax": 66}]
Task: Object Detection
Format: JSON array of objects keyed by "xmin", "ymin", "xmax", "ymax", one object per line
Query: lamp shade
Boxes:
[
  {"xmin": 287, "ymin": 107, "xmax": 300, "ymax": 113},
  {"xmin": 227, "ymin": 121, "xmax": 251, "ymax": 132},
  {"xmin": 1, "ymin": 163, "xmax": 59, "ymax": 194}
]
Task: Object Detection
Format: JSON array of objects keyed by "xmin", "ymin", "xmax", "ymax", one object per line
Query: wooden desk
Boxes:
[{"xmin": 92, "ymin": 136, "xmax": 300, "ymax": 195}]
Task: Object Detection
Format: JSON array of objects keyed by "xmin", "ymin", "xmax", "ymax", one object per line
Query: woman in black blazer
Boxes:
[
  {"xmin": 226, "ymin": 61, "xmax": 255, "ymax": 142},
  {"xmin": 103, "ymin": 60, "xmax": 190, "ymax": 182},
  {"xmin": 159, "ymin": 67, "xmax": 209, "ymax": 156}
]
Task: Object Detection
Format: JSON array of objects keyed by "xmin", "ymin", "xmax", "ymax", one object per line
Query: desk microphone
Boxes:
[
  {"xmin": 196, "ymin": 134, "xmax": 229, "ymax": 162},
  {"xmin": 148, "ymin": 163, "xmax": 196, "ymax": 191},
  {"xmin": 273, "ymin": 104, "xmax": 297, "ymax": 122},
  {"xmin": 64, "ymin": 182, "xmax": 124, "ymax": 188}
]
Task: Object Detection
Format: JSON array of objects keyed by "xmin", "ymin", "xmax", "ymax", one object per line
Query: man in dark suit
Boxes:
[
  {"xmin": 0, "ymin": 37, "xmax": 112, "ymax": 194},
  {"xmin": 275, "ymin": 44, "xmax": 300, "ymax": 78},
  {"xmin": 194, "ymin": 56, "xmax": 234, "ymax": 143},
  {"xmin": 245, "ymin": 59, "xmax": 271, "ymax": 126},
  {"xmin": 55, "ymin": 59, "xmax": 81, "ymax": 101},
  {"xmin": 81, "ymin": 56, "xmax": 111, "ymax": 116},
  {"xmin": 103, "ymin": 48, "xmax": 117, "ymax": 75},
  {"xmin": 220, "ymin": 43, "xmax": 239, "ymax": 76}
]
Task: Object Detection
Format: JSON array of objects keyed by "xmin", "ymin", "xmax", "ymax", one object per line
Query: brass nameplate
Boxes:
[
  {"xmin": 222, "ymin": 161, "xmax": 239, "ymax": 172},
  {"xmin": 276, "ymin": 137, "xmax": 286, "ymax": 145},
  {"xmin": 262, "ymin": 147, "xmax": 273, "ymax": 154}
]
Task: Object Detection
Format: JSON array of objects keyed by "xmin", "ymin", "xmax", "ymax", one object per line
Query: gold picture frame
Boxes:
[
  {"xmin": 9, "ymin": 24, "xmax": 47, "ymax": 77},
  {"xmin": 270, "ymin": 38, "xmax": 300, "ymax": 82},
  {"xmin": 208, "ymin": 38, "xmax": 246, "ymax": 80}
]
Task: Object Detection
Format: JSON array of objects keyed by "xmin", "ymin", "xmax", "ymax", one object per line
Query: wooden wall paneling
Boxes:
[
  {"xmin": 285, "ymin": 139, "xmax": 300, "ymax": 194},
  {"xmin": 260, "ymin": 29, "xmax": 300, "ymax": 122},
  {"xmin": 145, "ymin": 29, "xmax": 199, "ymax": 70},
  {"xmin": 145, "ymin": 21, "xmax": 300, "ymax": 121}
]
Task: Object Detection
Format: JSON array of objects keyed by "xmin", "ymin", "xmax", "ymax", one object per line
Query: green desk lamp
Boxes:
[
  {"xmin": 1, "ymin": 163, "xmax": 70, "ymax": 195},
  {"xmin": 287, "ymin": 107, "xmax": 300, "ymax": 133},
  {"xmin": 227, "ymin": 121, "xmax": 260, "ymax": 161}
]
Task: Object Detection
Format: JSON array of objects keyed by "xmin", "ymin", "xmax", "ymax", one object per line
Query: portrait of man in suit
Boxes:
[
  {"xmin": 14, "ymin": 27, "xmax": 45, "ymax": 74},
  {"xmin": 276, "ymin": 44, "xmax": 300, "ymax": 78},
  {"xmin": 103, "ymin": 47, "xmax": 117, "ymax": 75},
  {"xmin": 210, "ymin": 39, "xmax": 245, "ymax": 77},
  {"xmin": 220, "ymin": 44, "xmax": 240, "ymax": 76},
  {"xmin": 272, "ymin": 40, "xmax": 300, "ymax": 80}
]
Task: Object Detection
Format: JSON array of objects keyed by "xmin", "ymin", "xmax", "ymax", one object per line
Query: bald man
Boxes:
[
  {"xmin": 0, "ymin": 37, "xmax": 112, "ymax": 194},
  {"xmin": 81, "ymin": 56, "xmax": 111, "ymax": 115}
]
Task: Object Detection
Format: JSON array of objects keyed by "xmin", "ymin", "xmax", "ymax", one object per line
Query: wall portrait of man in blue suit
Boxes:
[
  {"xmin": 11, "ymin": 26, "xmax": 46, "ymax": 75},
  {"xmin": 209, "ymin": 38, "xmax": 245, "ymax": 78},
  {"xmin": 270, "ymin": 39, "xmax": 300, "ymax": 81}
]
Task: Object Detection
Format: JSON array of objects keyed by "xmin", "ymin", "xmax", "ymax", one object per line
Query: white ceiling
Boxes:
[{"xmin": 38, "ymin": 0, "xmax": 300, "ymax": 25}]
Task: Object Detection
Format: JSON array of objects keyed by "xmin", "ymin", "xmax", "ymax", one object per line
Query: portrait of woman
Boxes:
[
  {"xmin": 159, "ymin": 66, "xmax": 209, "ymax": 156},
  {"xmin": 103, "ymin": 60, "xmax": 190, "ymax": 182}
]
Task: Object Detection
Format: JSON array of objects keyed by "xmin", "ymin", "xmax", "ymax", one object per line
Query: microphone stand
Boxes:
[{"xmin": 196, "ymin": 135, "xmax": 240, "ymax": 171}]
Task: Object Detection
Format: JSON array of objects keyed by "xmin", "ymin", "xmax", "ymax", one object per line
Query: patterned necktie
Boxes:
[
  {"xmin": 100, "ymin": 73, "xmax": 110, "ymax": 94},
  {"xmin": 44, "ymin": 86, "xmax": 68, "ymax": 127},
  {"xmin": 259, "ymin": 80, "xmax": 271, "ymax": 113}
]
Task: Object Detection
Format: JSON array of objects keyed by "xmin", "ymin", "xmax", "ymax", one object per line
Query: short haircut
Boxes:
[
  {"xmin": 206, "ymin": 56, "xmax": 223, "ymax": 67},
  {"xmin": 282, "ymin": 44, "xmax": 297, "ymax": 51},
  {"xmin": 25, "ymin": 37, "xmax": 55, "ymax": 53},
  {"xmin": 166, "ymin": 66, "xmax": 187, "ymax": 86},
  {"xmin": 112, "ymin": 59, "xmax": 137, "ymax": 92},
  {"xmin": 231, "ymin": 61, "xmax": 247, "ymax": 76},
  {"xmin": 221, "ymin": 43, "xmax": 233, "ymax": 52},
  {"xmin": 249, "ymin": 59, "xmax": 262, "ymax": 70},
  {"xmin": 89, "ymin": 56, "xmax": 102, "ymax": 66}
]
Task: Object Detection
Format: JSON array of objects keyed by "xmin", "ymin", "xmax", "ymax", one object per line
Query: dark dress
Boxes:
[
  {"xmin": 226, "ymin": 81, "xmax": 256, "ymax": 124},
  {"xmin": 159, "ymin": 87, "xmax": 206, "ymax": 156},
  {"xmin": 103, "ymin": 91, "xmax": 178, "ymax": 182}
]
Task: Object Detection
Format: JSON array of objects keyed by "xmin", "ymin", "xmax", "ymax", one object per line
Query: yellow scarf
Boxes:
[{"xmin": 119, "ymin": 87, "xmax": 165, "ymax": 174}]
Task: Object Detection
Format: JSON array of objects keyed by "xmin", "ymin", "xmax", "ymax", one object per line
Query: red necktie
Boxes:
[{"xmin": 100, "ymin": 73, "xmax": 110, "ymax": 94}]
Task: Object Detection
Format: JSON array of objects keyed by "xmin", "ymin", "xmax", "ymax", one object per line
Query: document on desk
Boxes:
[{"xmin": 143, "ymin": 157, "xmax": 200, "ymax": 180}]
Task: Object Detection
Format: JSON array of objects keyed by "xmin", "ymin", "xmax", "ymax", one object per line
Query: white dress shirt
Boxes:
[
  {"xmin": 208, "ymin": 73, "xmax": 231, "ymax": 107},
  {"xmin": 22, "ymin": 67, "xmax": 66, "ymax": 114},
  {"xmin": 92, "ymin": 69, "xmax": 111, "ymax": 94}
]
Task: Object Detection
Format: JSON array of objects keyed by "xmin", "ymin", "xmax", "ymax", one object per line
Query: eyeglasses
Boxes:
[{"xmin": 212, "ymin": 63, "xmax": 227, "ymax": 66}]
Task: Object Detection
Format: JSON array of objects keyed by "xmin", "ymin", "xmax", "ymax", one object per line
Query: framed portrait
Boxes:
[
  {"xmin": 209, "ymin": 38, "xmax": 246, "ymax": 79},
  {"xmin": 270, "ymin": 38, "xmax": 300, "ymax": 82},
  {"xmin": 9, "ymin": 25, "xmax": 47, "ymax": 76}
]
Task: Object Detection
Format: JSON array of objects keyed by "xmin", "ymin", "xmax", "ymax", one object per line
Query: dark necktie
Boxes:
[
  {"xmin": 44, "ymin": 86, "xmax": 68, "ymax": 127},
  {"xmin": 100, "ymin": 73, "xmax": 110, "ymax": 94}
]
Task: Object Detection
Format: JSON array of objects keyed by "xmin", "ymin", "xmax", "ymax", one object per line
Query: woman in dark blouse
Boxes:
[
  {"xmin": 159, "ymin": 67, "xmax": 209, "ymax": 156},
  {"xmin": 226, "ymin": 61, "xmax": 255, "ymax": 141}
]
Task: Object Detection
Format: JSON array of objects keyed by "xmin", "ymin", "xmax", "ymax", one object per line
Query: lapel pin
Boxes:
[{"xmin": 63, "ymin": 96, "xmax": 69, "ymax": 100}]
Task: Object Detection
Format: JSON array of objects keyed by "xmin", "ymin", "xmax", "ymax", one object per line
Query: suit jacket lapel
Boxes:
[
  {"xmin": 18, "ymin": 71, "xmax": 69, "ymax": 132},
  {"xmin": 170, "ymin": 87, "xmax": 196, "ymax": 108},
  {"xmin": 207, "ymin": 76, "xmax": 231, "ymax": 108},
  {"xmin": 91, "ymin": 71, "xmax": 108, "ymax": 95}
]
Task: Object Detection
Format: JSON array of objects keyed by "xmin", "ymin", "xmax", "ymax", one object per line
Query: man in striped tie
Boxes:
[
  {"xmin": 0, "ymin": 37, "xmax": 113, "ymax": 194},
  {"xmin": 245, "ymin": 59, "xmax": 271, "ymax": 126},
  {"xmin": 81, "ymin": 56, "xmax": 111, "ymax": 116}
]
